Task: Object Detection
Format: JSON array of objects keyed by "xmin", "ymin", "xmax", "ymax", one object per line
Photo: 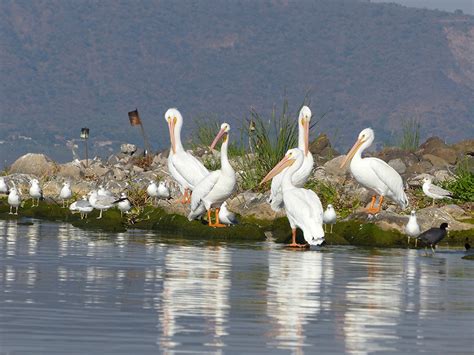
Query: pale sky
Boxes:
[{"xmin": 371, "ymin": 0, "xmax": 474, "ymax": 15}]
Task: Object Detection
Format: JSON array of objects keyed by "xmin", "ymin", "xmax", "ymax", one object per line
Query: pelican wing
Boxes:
[
  {"xmin": 269, "ymin": 172, "xmax": 284, "ymax": 211},
  {"xmin": 428, "ymin": 184, "xmax": 452, "ymax": 198},
  {"xmin": 368, "ymin": 158, "xmax": 408, "ymax": 208},
  {"xmin": 190, "ymin": 170, "xmax": 221, "ymax": 212},
  {"xmin": 168, "ymin": 157, "xmax": 190, "ymax": 191},
  {"xmin": 170, "ymin": 151, "xmax": 209, "ymax": 189}
]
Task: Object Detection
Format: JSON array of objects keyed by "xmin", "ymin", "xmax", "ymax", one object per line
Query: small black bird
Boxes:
[
  {"xmin": 418, "ymin": 222, "xmax": 448, "ymax": 253},
  {"xmin": 465, "ymin": 238, "xmax": 471, "ymax": 251}
]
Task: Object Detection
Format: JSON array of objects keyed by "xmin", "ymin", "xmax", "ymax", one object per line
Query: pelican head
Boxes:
[
  {"xmin": 165, "ymin": 108, "xmax": 183, "ymax": 154},
  {"xmin": 260, "ymin": 148, "xmax": 302, "ymax": 185},
  {"xmin": 299, "ymin": 106, "xmax": 311, "ymax": 155},
  {"xmin": 340, "ymin": 128, "xmax": 375, "ymax": 168},
  {"xmin": 210, "ymin": 123, "xmax": 230, "ymax": 150}
]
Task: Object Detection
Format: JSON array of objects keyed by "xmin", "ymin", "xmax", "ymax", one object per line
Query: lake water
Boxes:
[{"xmin": 0, "ymin": 219, "xmax": 473, "ymax": 354}]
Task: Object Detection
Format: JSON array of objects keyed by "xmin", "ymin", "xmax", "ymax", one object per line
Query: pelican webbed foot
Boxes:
[{"xmin": 208, "ymin": 208, "xmax": 227, "ymax": 228}]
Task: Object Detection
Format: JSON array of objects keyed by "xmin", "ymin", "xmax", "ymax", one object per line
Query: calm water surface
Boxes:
[{"xmin": 0, "ymin": 219, "xmax": 473, "ymax": 354}]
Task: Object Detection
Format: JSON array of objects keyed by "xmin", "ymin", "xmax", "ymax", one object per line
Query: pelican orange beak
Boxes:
[
  {"xmin": 340, "ymin": 137, "xmax": 364, "ymax": 168},
  {"xmin": 210, "ymin": 128, "xmax": 227, "ymax": 150},
  {"xmin": 303, "ymin": 119, "xmax": 310, "ymax": 156},
  {"xmin": 168, "ymin": 117, "xmax": 177, "ymax": 154},
  {"xmin": 260, "ymin": 155, "xmax": 296, "ymax": 185}
]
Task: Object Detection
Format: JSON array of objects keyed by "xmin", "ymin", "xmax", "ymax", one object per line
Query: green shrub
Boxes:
[{"xmin": 441, "ymin": 158, "xmax": 474, "ymax": 202}]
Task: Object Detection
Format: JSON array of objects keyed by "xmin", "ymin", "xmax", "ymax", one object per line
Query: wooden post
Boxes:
[{"xmin": 128, "ymin": 109, "xmax": 152, "ymax": 158}]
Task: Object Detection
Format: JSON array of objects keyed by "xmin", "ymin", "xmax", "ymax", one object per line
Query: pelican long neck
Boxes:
[
  {"xmin": 220, "ymin": 136, "xmax": 232, "ymax": 173},
  {"xmin": 352, "ymin": 139, "xmax": 372, "ymax": 164},
  {"xmin": 281, "ymin": 157, "xmax": 303, "ymax": 191},
  {"xmin": 174, "ymin": 120, "xmax": 185, "ymax": 152},
  {"xmin": 298, "ymin": 122, "xmax": 306, "ymax": 151}
]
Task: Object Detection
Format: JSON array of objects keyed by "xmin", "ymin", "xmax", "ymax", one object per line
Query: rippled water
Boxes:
[{"xmin": 0, "ymin": 219, "xmax": 473, "ymax": 354}]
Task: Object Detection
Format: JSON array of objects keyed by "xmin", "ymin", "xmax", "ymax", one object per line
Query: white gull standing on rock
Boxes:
[
  {"xmin": 69, "ymin": 196, "xmax": 94, "ymax": 219},
  {"xmin": 422, "ymin": 177, "xmax": 452, "ymax": 206},
  {"xmin": 157, "ymin": 181, "xmax": 171, "ymax": 199},
  {"xmin": 323, "ymin": 204, "xmax": 337, "ymax": 234},
  {"xmin": 405, "ymin": 210, "xmax": 421, "ymax": 246},
  {"xmin": 218, "ymin": 201, "xmax": 239, "ymax": 226},
  {"xmin": 8, "ymin": 187, "xmax": 21, "ymax": 215},
  {"xmin": 29, "ymin": 179, "xmax": 43, "ymax": 207},
  {"xmin": 59, "ymin": 182, "xmax": 72, "ymax": 208},
  {"xmin": 117, "ymin": 192, "xmax": 131, "ymax": 217}
]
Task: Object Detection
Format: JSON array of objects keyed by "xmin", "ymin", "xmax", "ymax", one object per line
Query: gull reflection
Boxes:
[
  {"xmin": 158, "ymin": 246, "xmax": 231, "ymax": 352},
  {"xmin": 343, "ymin": 254, "xmax": 404, "ymax": 354},
  {"xmin": 6, "ymin": 220, "xmax": 18, "ymax": 257},
  {"xmin": 26, "ymin": 223, "xmax": 39, "ymax": 256},
  {"xmin": 266, "ymin": 250, "xmax": 327, "ymax": 352}
]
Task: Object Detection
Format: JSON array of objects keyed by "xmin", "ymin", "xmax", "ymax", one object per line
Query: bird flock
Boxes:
[{"xmin": 0, "ymin": 106, "xmax": 455, "ymax": 251}]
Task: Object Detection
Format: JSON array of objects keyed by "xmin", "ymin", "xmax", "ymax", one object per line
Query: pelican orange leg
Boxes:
[
  {"xmin": 288, "ymin": 229, "xmax": 308, "ymax": 248},
  {"xmin": 181, "ymin": 188, "xmax": 191, "ymax": 204}
]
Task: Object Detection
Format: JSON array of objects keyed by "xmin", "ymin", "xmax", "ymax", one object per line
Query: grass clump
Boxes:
[
  {"xmin": 398, "ymin": 117, "xmax": 421, "ymax": 151},
  {"xmin": 441, "ymin": 158, "xmax": 474, "ymax": 203}
]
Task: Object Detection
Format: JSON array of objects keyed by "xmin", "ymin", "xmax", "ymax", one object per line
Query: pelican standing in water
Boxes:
[
  {"xmin": 261, "ymin": 148, "xmax": 325, "ymax": 247},
  {"xmin": 165, "ymin": 108, "xmax": 209, "ymax": 203},
  {"xmin": 188, "ymin": 123, "xmax": 236, "ymax": 227},
  {"xmin": 269, "ymin": 106, "xmax": 313, "ymax": 211},
  {"xmin": 340, "ymin": 128, "xmax": 408, "ymax": 214}
]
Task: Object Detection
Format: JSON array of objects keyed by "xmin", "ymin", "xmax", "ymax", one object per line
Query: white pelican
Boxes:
[
  {"xmin": 261, "ymin": 148, "xmax": 325, "ymax": 247},
  {"xmin": 422, "ymin": 177, "xmax": 452, "ymax": 206},
  {"xmin": 59, "ymin": 182, "xmax": 72, "ymax": 208},
  {"xmin": 188, "ymin": 123, "xmax": 236, "ymax": 227},
  {"xmin": 218, "ymin": 201, "xmax": 238, "ymax": 225},
  {"xmin": 323, "ymin": 204, "xmax": 337, "ymax": 234},
  {"xmin": 340, "ymin": 128, "xmax": 409, "ymax": 214},
  {"xmin": 29, "ymin": 179, "xmax": 43, "ymax": 207},
  {"xmin": 69, "ymin": 196, "xmax": 94, "ymax": 219},
  {"xmin": 0, "ymin": 177, "xmax": 9, "ymax": 194},
  {"xmin": 117, "ymin": 192, "xmax": 131, "ymax": 217},
  {"xmin": 405, "ymin": 210, "xmax": 420, "ymax": 246},
  {"xmin": 165, "ymin": 108, "xmax": 209, "ymax": 203},
  {"xmin": 269, "ymin": 106, "xmax": 314, "ymax": 211},
  {"xmin": 8, "ymin": 187, "xmax": 21, "ymax": 215}
]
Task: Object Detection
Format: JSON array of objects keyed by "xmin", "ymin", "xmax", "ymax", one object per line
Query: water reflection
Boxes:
[{"xmin": 0, "ymin": 220, "xmax": 472, "ymax": 354}]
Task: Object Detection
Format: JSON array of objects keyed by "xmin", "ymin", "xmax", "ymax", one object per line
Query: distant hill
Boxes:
[{"xmin": 0, "ymin": 0, "xmax": 473, "ymax": 164}]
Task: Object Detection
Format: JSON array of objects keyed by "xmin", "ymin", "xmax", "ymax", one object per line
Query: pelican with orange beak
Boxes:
[
  {"xmin": 188, "ymin": 123, "xmax": 236, "ymax": 227},
  {"xmin": 165, "ymin": 108, "xmax": 209, "ymax": 203},
  {"xmin": 261, "ymin": 148, "xmax": 325, "ymax": 247},
  {"xmin": 269, "ymin": 106, "xmax": 314, "ymax": 211},
  {"xmin": 340, "ymin": 128, "xmax": 408, "ymax": 214}
]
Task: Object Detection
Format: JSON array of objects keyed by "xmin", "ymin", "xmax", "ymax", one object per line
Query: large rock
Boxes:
[
  {"xmin": 452, "ymin": 139, "xmax": 474, "ymax": 156},
  {"xmin": 120, "ymin": 143, "xmax": 137, "ymax": 155},
  {"xmin": 406, "ymin": 161, "xmax": 432, "ymax": 175},
  {"xmin": 430, "ymin": 147, "xmax": 457, "ymax": 165},
  {"xmin": 10, "ymin": 153, "xmax": 56, "ymax": 176},
  {"xmin": 324, "ymin": 155, "xmax": 349, "ymax": 176},
  {"xmin": 422, "ymin": 154, "xmax": 448, "ymax": 168},
  {"xmin": 418, "ymin": 136, "xmax": 449, "ymax": 153},
  {"xmin": 57, "ymin": 163, "xmax": 82, "ymax": 179},
  {"xmin": 388, "ymin": 158, "xmax": 406, "ymax": 174}
]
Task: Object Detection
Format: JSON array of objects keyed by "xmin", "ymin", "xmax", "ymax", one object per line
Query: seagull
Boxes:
[
  {"xmin": 218, "ymin": 201, "xmax": 239, "ymax": 225},
  {"xmin": 417, "ymin": 222, "xmax": 448, "ymax": 254},
  {"xmin": 269, "ymin": 106, "xmax": 314, "ymax": 211},
  {"xmin": 165, "ymin": 108, "xmax": 209, "ymax": 204},
  {"xmin": 261, "ymin": 148, "xmax": 325, "ymax": 247},
  {"xmin": 0, "ymin": 177, "xmax": 9, "ymax": 194},
  {"xmin": 422, "ymin": 177, "xmax": 453, "ymax": 206},
  {"xmin": 8, "ymin": 187, "xmax": 21, "ymax": 215},
  {"xmin": 69, "ymin": 196, "xmax": 94, "ymax": 219},
  {"xmin": 117, "ymin": 192, "xmax": 131, "ymax": 217},
  {"xmin": 188, "ymin": 123, "xmax": 236, "ymax": 227},
  {"xmin": 29, "ymin": 179, "xmax": 43, "ymax": 207},
  {"xmin": 88, "ymin": 190, "xmax": 118, "ymax": 219},
  {"xmin": 323, "ymin": 204, "xmax": 337, "ymax": 234},
  {"xmin": 340, "ymin": 128, "xmax": 409, "ymax": 214},
  {"xmin": 147, "ymin": 181, "xmax": 159, "ymax": 204},
  {"xmin": 405, "ymin": 210, "xmax": 421, "ymax": 246},
  {"xmin": 157, "ymin": 181, "xmax": 171, "ymax": 199},
  {"xmin": 59, "ymin": 182, "xmax": 72, "ymax": 208}
]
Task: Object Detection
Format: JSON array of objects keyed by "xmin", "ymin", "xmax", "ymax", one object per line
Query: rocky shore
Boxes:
[{"xmin": 1, "ymin": 136, "xmax": 473, "ymax": 247}]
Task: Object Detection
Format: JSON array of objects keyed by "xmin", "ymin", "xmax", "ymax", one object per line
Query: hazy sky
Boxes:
[{"xmin": 371, "ymin": 0, "xmax": 474, "ymax": 15}]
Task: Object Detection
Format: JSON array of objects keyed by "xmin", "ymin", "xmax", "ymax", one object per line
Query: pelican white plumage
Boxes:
[
  {"xmin": 422, "ymin": 177, "xmax": 452, "ymax": 206},
  {"xmin": 405, "ymin": 210, "xmax": 420, "ymax": 246},
  {"xmin": 29, "ymin": 179, "xmax": 43, "ymax": 207},
  {"xmin": 88, "ymin": 190, "xmax": 117, "ymax": 219},
  {"xmin": 69, "ymin": 196, "xmax": 94, "ymax": 219},
  {"xmin": 269, "ymin": 106, "xmax": 314, "ymax": 211},
  {"xmin": 261, "ymin": 148, "xmax": 325, "ymax": 247},
  {"xmin": 218, "ymin": 201, "xmax": 238, "ymax": 225},
  {"xmin": 117, "ymin": 192, "xmax": 131, "ymax": 217},
  {"xmin": 165, "ymin": 108, "xmax": 209, "ymax": 203},
  {"xmin": 0, "ymin": 177, "xmax": 9, "ymax": 194},
  {"xmin": 188, "ymin": 123, "xmax": 236, "ymax": 227},
  {"xmin": 340, "ymin": 128, "xmax": 408, "ymax": 214},
  {"xmin": 59, "ymin": 182, "xmax": 72, "ymax": 208},
  {"xmin": 323, "ymin": 204, "xmax": 337, "ymax": 234},
  {"xmin": 8, "ymin": 187, "xmax": 21, "ymax": 215}
]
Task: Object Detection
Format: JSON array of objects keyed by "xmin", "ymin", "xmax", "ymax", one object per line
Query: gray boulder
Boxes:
[
  {"xmin": 388, "ymin": 158, "xmax": 406, "ymax": 174},
  {"xmin": 120, "ymin": 143, "xmax": 137, "ymax": 155},
  {"xmin": 10, "ymin": 153, "xmax": 56, "ymax": 176}
]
